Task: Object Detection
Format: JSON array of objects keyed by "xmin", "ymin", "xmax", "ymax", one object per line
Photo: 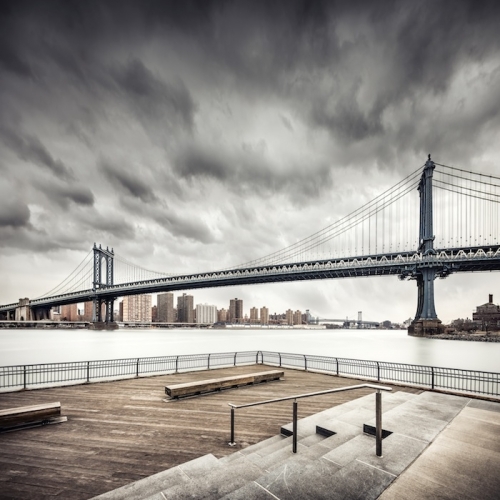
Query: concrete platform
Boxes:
[{"xmin": 92, "ymin": 391, "xmax": 500, "ymax": 500}]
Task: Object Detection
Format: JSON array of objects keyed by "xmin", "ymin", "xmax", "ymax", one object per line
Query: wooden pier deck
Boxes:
[{"xmin": 0, "ymin": 365, "xmax": 421, "ymax": 499}]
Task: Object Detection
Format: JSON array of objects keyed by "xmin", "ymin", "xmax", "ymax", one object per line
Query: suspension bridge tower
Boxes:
[
  {"xmin": 91, "ymin": 243, "xmax": 117, "ymax": 327},
  {"xmin": 408, "ymin": 155, "xmax": 444, "ymax": 336}
]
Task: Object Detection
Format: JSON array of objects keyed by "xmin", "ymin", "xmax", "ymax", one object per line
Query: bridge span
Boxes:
[{"xmin": 1, "ymin": 156, "xmax": 499, "ymax": 335}]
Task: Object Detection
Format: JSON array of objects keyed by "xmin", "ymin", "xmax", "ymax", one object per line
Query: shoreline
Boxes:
[{"xmin": 424, "ymin": 332, "xmax": 500, "ymax": 342}]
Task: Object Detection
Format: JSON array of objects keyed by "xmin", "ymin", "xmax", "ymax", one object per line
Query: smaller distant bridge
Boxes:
[{"xmin": 312, "ymin": 318, "xmax": 380, "ymax": 328}]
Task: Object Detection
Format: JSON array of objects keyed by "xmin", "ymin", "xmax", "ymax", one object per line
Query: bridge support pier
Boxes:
[
  {"xmin": 408, "ymin": 155, "xmax": 444, "ymax": 336},
  {"xmin": 15, "ymin": 298, "xmax": 32, "ymax": 321}
]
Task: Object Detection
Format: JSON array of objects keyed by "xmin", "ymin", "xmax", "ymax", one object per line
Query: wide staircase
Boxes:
[{"xmin": 90, "ymin": 391, "xmax": 480, "ymax": 500}]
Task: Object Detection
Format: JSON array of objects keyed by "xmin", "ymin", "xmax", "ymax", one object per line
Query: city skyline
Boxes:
[{"xmin": 1, "ymin": 1, "xmax": 499, "ymax": 324}]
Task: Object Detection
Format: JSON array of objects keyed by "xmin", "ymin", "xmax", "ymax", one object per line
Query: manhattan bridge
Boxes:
[{"xmin": 1, "ymin": 156, "xmax": 499, "ymax": 334}]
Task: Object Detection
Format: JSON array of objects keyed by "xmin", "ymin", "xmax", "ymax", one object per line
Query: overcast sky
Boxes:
[{"xmin": 1, "ymin": 0, "xmax": 499, "ymax": 324}]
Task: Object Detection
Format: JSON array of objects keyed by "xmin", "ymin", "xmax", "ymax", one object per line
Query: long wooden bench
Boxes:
[
  {"xmin": 165, "ymin": 370, "xmax": 284, "ymax": 399},
  {"xmin": 0, "ymin": 402, "xmax": 67, "ymax": 433}
]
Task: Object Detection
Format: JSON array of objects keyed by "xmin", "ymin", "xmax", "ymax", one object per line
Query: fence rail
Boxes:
[{"xmin": 0, "ymin": 351, "xmax": 499, "ymax": 398}]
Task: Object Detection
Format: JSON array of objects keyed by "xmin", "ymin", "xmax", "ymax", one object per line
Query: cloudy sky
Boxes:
[{"xmin": 1, "ymin": 0, "xmax": 499, "ymax": 324}]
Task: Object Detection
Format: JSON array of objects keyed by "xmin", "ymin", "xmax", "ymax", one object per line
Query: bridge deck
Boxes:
[{"xmin": 0, "ymin": 365, "xmax": 421, "ymax": 499}]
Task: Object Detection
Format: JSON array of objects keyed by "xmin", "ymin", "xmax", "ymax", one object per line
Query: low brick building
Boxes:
[{"xmin": 472, "ymin": 294, "xmax": 500, "ymax": 331}]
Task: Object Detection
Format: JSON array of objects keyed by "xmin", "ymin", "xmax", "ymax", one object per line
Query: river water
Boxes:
[{"xmin": 1, "ymin": 328, "xmax": 499, "ymax": 373}]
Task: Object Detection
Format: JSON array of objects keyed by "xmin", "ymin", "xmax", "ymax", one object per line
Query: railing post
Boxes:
[
  {"xmin": 293, "ymin": 400, "xmax": 298, "ymax": 453},
  {"xmin": 304, "ymin": 355, "xmax": 307, "ymax": 371},
  {"xmin": 23, "ymin": 365, "xmax": 27, "ymax": 390},
  {"xmin": 279, "ymin": 353, "xmax": 282, "ymax": 367},
  {"xmin": 431, "ymin": 366, "xmax": 435, "ymax": 390},
  {"xmin": 86, "ymin": 361, "xmax": 90, "ymax": 383},
  {"xmin": 377, "ymin": 361, "xmax": 380, "ymax": 381},
  {"xmin": 234, "ymin": 352, "xmax": 237, "ymax": 366},
  {"xmin": 175, "ymin": 356, "xmax": 179, "ymax": 373},
  {"xmin": 208, "ymin": 354, "xmax": 211, "ymax": 370},
  {"xmin": 336, "ymin": 357, "xmax": 339, "ymax": 376},
  {"xmin": 229, "ymin": 407, "xmax": 236, "ymax": 446},
  {"xmin": 136, "ymin": 358, "xmax": 140, "ymax": 378},
  {"xmin": 376, "ymin": 390, "xmax": 382, "ymax": 457}
]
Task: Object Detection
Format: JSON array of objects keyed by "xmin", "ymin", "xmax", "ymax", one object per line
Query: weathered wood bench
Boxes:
[
  {"xmin": 165, "ymin": 370, "xmax": 285, "ymax": 399},
  {"xmin": 0, "ymin": 402, "xmax": 67, "ymax": 433}
]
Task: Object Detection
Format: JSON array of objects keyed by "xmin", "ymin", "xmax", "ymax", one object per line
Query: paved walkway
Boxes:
[{"xmin": 379, "ymin": 398, "xmax": 500, "ymax": 500}]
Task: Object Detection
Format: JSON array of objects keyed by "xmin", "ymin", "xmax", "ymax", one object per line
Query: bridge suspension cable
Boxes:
[
  {"xmin": 434, "ymin": 162, "xmax": 500, "ymax": 248},
  {"xmin": 113, "ymin": 254, "xmax": 173, "ymax": 285},
  {"xmin": 35, "ymin": 250, "xmax": 94, "ymax": 298},
  {"xmin": 231, "ymin": 166, "xmax": 423, "ymax": 269}
]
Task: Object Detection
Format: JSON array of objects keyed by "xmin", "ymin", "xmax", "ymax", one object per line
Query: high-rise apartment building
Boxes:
[
  {"xmin": 249, "ymin": 307, "xmax": 259, "ymax": 324},
  {"xmin": 177, "ymin": 294, "xmax": 194, "ymax": 323},
  {"xmin": 260, "ymin": 306, "xmax": 269, "ymax": 325},
  {"xmin": 285, "ymin": 309, "xmax": 294, "ymax": 325},
  {"xmin": 293, "ymin": 310, "xmax": 302, "ymax": 325},
  {"xmin": 196, "ymin": 304, "xmax": 217, "ymax": 324},
  {"xmin": 229, "ymin": 298, "xmax": 243, "ymax": 323},
  {"xmin": 157, "ymin": 292, "xmax": 175, "ymax": 323},
  {"xmin": 218, "ymin": 308, "xmax": 228, "ymax": 323},
  {"xmin": 122, "ymin": 295, "xmax": 152, "ymax": 322}
]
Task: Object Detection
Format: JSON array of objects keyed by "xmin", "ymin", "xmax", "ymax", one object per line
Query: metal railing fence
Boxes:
[
  {"xmin": 228, "ymin": 384, "xmax": 393, "ymax": 456},
  {"xmin": 0, "ymin": 350, "xmax": 498, "ymax": 397}
]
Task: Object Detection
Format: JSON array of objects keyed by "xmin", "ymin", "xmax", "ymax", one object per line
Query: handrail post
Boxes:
[
  {"xmin": 234, "ymin": 352, "xmax": 237, "ymax": 366},
  {"xmin": 304, "ymin": 355, "xmax": 307, "ymax": 371},
  {"xmin": 431, "ymin": 366, "xmax": 435, "ymax": 389},
  {"xmin": 86, "ymin": 361, "xmax": 90, "ymax": 383},
  {"xmin": 229, "ymin": 407, "xmax": 236, "ymax": 446},
  {"xmin": 377, "ymin": 361, "xmax": 380, "ymax": 381},
  {"xmin": 208, "ymin": 354, "xmax": 211, "ymax": 370},
  {"xmin": 136, "ymin": 358, "xmax": 140, "ymax": 378},
  {"xmin": 175, "ymin": 356, "xmax": 179, "ymax": 373},
  {"xmin": 376, "ymin": 390, "xmax": 382, "ymax": 457},
  {"xmin": 23, "ymin": 365, "xmax": 27, "ymax": 390},
  {"xmin": 292, "ymin": 400, "xmax": 298, "ymax": 453}
]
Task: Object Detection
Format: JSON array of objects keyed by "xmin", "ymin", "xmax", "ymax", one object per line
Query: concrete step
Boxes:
[
  {"xmin": 150, "ymin": 455, "xmax": 265, "ymax": 499},
  {"xmin": 89, "ymin": 454, "xmax": 220, "ymax": 500}
]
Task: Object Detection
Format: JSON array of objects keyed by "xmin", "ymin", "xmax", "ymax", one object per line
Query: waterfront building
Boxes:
[
  {"xmin": 196, "ymin": 304, "xmax": 217, "ymax": 324},
  {"xmin": 218, "ymin": 308, "xmax": 228, "ymax": 322},
  {"xmin": 293, "ymin": 310, "xmax": 303, "ymax": 325},
  {"xmin": 229, "ymin": 298, "xmax": 243, "ymax": 323},
  {"xmin": 285, "ymin": 309, "xmax": 294, "ymax": 325},
  {"xmin": 157, "ymin": 292, "xmax": 175, "ymax": 322},
  {"xmin": 250, "ymin": 307, "xmax": 259, "ymax": 324},
  {"xmin": 473, "ymin": 294, "xmax": 500, "ymax": 331},
  {"xmin": 61, "ymin": 304, "xmax": 78, "ymax": 321},
  {"xmin": 83, "ymin": 302, "xmax": 93, "ymax": 321},
  {"xmin": 177, "ymin": 294, "xmax": 194, "ymax": 323},
  {"xmin": 260, "ymin": 306, "xmax": 269, "ymax": 325},
  {"xmin": 122, "ymin": 295, "xmax": 152, "ymax": 322}
]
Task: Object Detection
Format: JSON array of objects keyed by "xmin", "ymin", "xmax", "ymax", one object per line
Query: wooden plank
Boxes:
[
  {"xmin": 0, "ymin": 365, "xmax": 422, "ymax": 499},
  {"xmin": 165, "ymin": 370, "xmax": 284, "ymax": 398}
]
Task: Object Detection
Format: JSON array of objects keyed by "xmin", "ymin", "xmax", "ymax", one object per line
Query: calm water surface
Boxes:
[{"xmin": 1, "ymin": 328, "xmax": 499, "ymax": 373}]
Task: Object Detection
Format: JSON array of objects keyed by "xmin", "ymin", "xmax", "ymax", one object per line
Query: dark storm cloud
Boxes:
[
  {"xmin": 0, "ymin": 127, "xmax": 74, "ymax": 180},
  {"xmin": 111, "ymin": 59, "xmax": 196, "ymax": 132},
  {"xmin": 101, "ymin": 160, "xmax": 157, "ymax": 203},
  {"xmin": 41, "ymin": 182, "xmax": 95, "ymax": 208},
  {"xmin": 173, "ymin": 142, "xmax": 333, "ymax": 201},
  {"xmin": 0, "ymin": 200, "xmax": 30, "ymax": 228}
]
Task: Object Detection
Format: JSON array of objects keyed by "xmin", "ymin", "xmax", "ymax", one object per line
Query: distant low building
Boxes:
[{"xmin": 472, "ymin": 294, "xmax": 500, "ymax": 331}]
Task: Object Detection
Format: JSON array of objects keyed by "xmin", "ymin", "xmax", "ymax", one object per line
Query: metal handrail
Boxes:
[{"xmin": 228, "ymin": 383, "xmax": 392, "ymax": 457}]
